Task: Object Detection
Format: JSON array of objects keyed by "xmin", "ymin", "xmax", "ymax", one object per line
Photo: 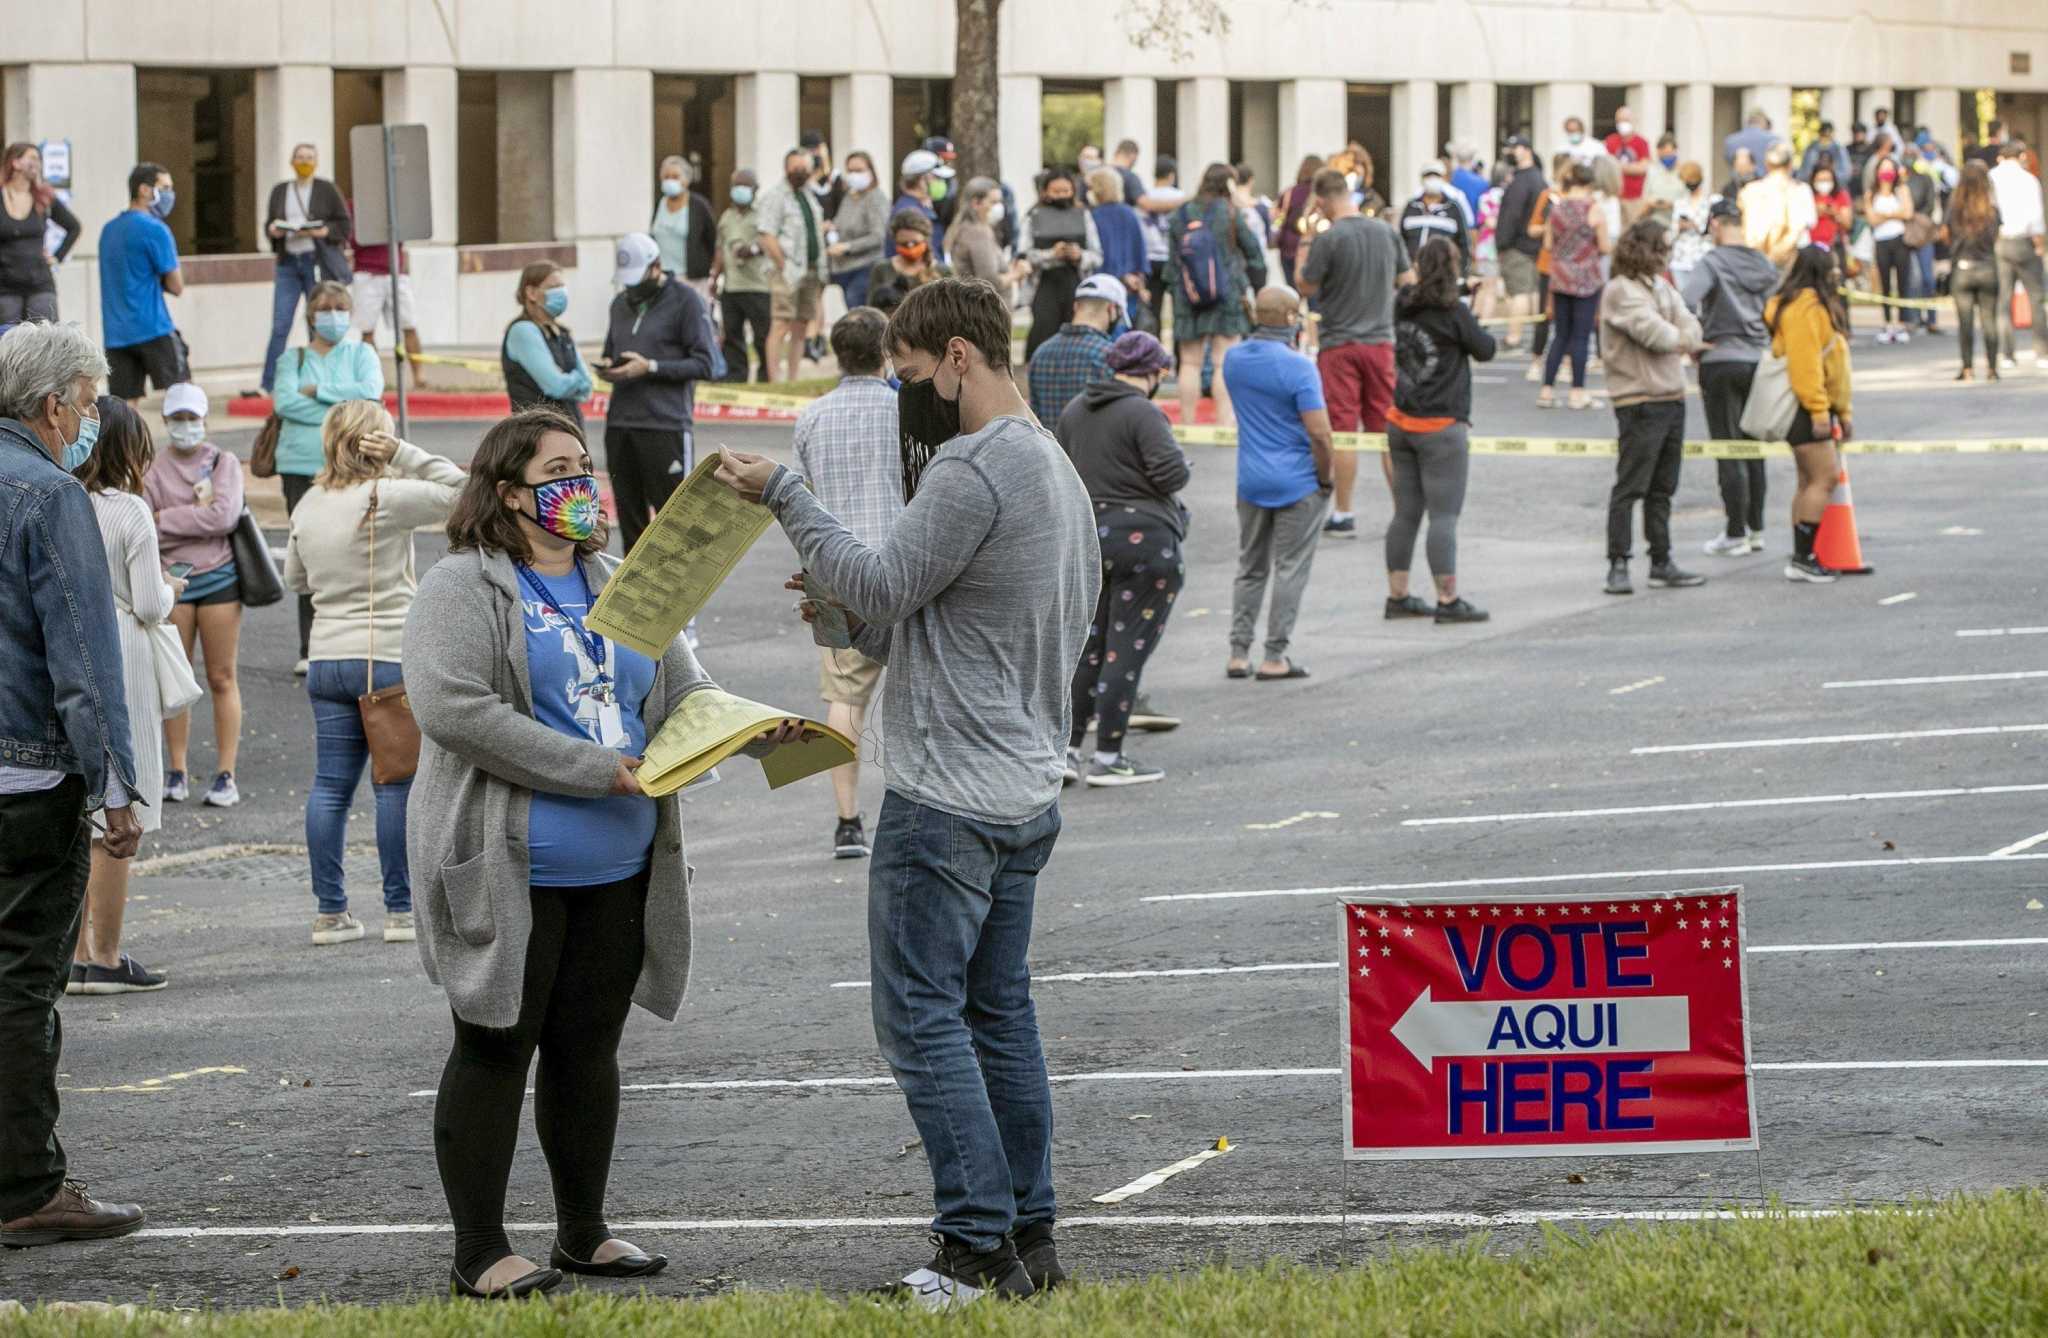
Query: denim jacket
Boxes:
[{"xmin": 0, "ymin": 417, "xmax": 138, "ymax": 809}]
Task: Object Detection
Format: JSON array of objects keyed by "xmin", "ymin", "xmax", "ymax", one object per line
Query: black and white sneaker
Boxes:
[
  {"xmin": 1322, "ymin": 515, "xmax": 1358, "ymax": 539},
  {"xmin": 163, "ymin": 769, "xmax": 189, "ymax": 803},
  {"xmin": 1647, "ymin": 562, "xmax": 1706, "ymax": 588},
  {"xmin": 874, "ymin": 1234, "xmax": 1035, "ymax": 1310},
  {"xmin": 76, "ymin": 954, "xmax": 167, "ymax": 995},
  {"xmin": 65, "ymin": 962, "xmax": 86, "ymax": 995},
  {"xmin": 1384, "ymin": 594, "xmax": 1433, "ymax": 619},
  {"xmin": 1013, "ymin": 1221, "xmax": 1068, "ymax": 1293},
  {"xmin": 1434, "ymin": 597, "xmax": 1489, "ymax": 624},
  {"xmin": 833, "ymin": 816, "xmax": 871, "ymax": 859},
  {"xmin": 1126, "ymin": 693, "xmax": 1180, "ymax": 732},
  {"xmin": 1784, "ymin": 554, "xmax": 1838, "ymax": 583},
  {"xmin": 1085, "ymin": 754, "xmax": 1164, "ymax": 787}
]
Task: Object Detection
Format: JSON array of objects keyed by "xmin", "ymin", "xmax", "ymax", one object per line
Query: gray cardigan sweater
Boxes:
[{"xmin": 403, "ymin": 546, "xmax": 709, "ymax": 1028}]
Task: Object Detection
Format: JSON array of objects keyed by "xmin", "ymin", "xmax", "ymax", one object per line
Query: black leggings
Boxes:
[
  {"xmin": 1070, "ymin": 507, "xmax": 1184, "ymax": 754},
  {"xmin": 1874, "ymin": 237, "xmax": 1912, "ymax": 324},
  {"xmin": 280, "ymin": 473, "xmax": 316, "ymax": 659},
  {"xmin": 433, "ymin": 870, "xmax": 648, "ymax": 1278}
]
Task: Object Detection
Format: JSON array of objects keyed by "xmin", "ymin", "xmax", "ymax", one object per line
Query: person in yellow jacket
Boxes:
[{"xmin": 1763, "ymin": 245, "xmax": 1854, "ymax": 583}]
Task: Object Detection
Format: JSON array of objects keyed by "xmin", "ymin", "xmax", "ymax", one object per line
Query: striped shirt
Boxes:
[{"xmin": 792, "ymin": 375, "xmax": 904, "ymax": 547}]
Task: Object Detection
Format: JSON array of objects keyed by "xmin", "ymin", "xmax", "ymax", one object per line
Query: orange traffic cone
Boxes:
[{"xmin": 1814, "ymin": 463, "xmax": 1873, "ymax": 574}]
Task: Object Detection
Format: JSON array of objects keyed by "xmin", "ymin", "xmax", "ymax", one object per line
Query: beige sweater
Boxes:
[
  {"xmin": 1598, "ymin": 274, "xmax": 1705, "ymax": 406},
  {"xmin": 284, "ymin": 441, "xmax": 466, "ymax": 664}
]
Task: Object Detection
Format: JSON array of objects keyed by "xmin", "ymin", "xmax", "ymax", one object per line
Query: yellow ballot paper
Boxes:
[
  {"xmin": 635, "ymin": 687, "xmax": 856, "ymax": 796},
  {"xmin": 587, "ymin": 451, "xmax": 773, "ymax": 660}
]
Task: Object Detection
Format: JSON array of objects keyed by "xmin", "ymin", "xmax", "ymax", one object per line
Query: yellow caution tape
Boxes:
[
  {"xmin": 406, "ymin": 350, "xmax": 502, "ymax": 376},
  {"xmin": 1171, "ymin": 423, "xmax": 2048, "ymax": 458}
]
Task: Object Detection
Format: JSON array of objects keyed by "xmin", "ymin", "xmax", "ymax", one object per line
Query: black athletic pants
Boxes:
[
  {"xmin": 433, "ymin": 870, "xmax": 648, "ymax": 1277},
  {"xmin": 604, "ymin": 425, "xmax": 692, "ymax": 555},
  {"xmin": 1608, "ymin": 399, "xmax": 1686, "ymax": 563},
  {"xmin": 1698, "ymin": 360, "xmax": 1764, "ymax": 539},
  {"xmin": 720, "ymin": 291, "xmax": 772, "ymax": 382},
  {"xmin": 281, "ymin": 473, "xmax": 317, "ymax": 659}
]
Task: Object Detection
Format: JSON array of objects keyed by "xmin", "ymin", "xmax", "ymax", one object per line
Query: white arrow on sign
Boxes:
[{"xmin": 1389, "ymin": 988, "xmax": 1691, "ymax": 1071}]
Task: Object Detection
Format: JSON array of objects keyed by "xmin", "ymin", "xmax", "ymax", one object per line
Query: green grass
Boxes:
[{"xmin": 10, "ymin": 1191, "xmax": 2047, "ymax": 1335}]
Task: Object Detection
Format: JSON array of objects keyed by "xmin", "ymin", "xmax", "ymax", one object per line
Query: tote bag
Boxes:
[
  {"xmin": 1740, "ymin": 333, "xmax": 1839, "ymax": 442},
  {"xmin": 115, "ymin": 594, "xmax": 204, "ymax": 716}
]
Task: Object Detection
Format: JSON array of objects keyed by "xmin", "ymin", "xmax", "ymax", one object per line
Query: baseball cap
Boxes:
[
  {"xmin": 163, "ymin": 382, "xmax": 209, "ymax": 419},
  {"xmin": 1076, "ymin": 273, "xmax": 1129, "ymax": 308},
  {"xmin": 923, "ymin": 136, "xmax": 956, "ymax": 159},
  {"xmin": 1707, "ymin": 197, "xmax": 1742, "ymax": 224},
  {"xmin": 612, "ymin": 232, "xmax": 661, "ymax": 286},
  {"xmin": 1421, "ymin": 159, "xmax": 1448, "ymax": 182},
  {"xmin": 1503, "ymin": 134, "xmax": 1531, "ymax": 150},
  {"xmin": 1106, "ymin": 330, "xmax": 1173, "ymax": 374},
  {"xmin": 799, "ymin": 129, "xmax": 825, "ymax": 149},
  {"xmin": 901, "ymin": 148, "xmax": 942, "ymax": 179}
]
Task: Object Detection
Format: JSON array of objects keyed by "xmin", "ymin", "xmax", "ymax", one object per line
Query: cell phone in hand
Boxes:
[
  {"xmin": 801, "ymin": 568, "xmax": 854, "ymax": 649},
  {"xmin": 167, "ymin": 561, "xmax": 194, "ymax": 579}
]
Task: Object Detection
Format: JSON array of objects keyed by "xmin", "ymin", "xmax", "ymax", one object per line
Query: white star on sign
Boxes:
[
  {"xmin": 1701, "ymin": 937, "xmax": 1711, "ymax": 949},
  {"xmin": 1403, "ymin": 927, "xmax": 1416, "ymax": 938},
  {"xmin": 1607, "ymin": 904, "xmax": 1620, "ymax": 913},
  {"xmin": 1678, "ymin": 918, "xmax": 1689, "ymax": 929},
  {"xmin": 1652, "ymin": 903, "xmax": 1665, "ymax": 913},
  {"xmin": 1629, "ymin": 903, "xmax": 1642, "ymax": 912},
  {"xmin": 1424, "ymin": 908, "xmax": 1436, "ymax": 918},
  {"xmin": 1721, "ymin": 898, "xmax": 1732, "ymax": 909},
  {"xmin": 1358, "ymin": 945, "xmax": 1371, "ymax": 957},
  {"xmin": 1718, "ymin": 917, "xmax": 1730, "ymax": 928},
  {"xmin": 1379, "ymin": 927, "xmax": 1391, "ymax": 938},
  {"xmin": 1490, "ymin": 906, "xmax": 1502, "ymax": 916},
  {"xmin": 1381, "ymin": 946, "xmax": 1393, "ymax": 957},
  {"xmin": 1722, "ymin": 937, "xmax": 1732, "ymax": 948},
  {"xmin": 1358, "ymin": 966, "xmax": 1371, "ymax": 978},
  {"xmin": 1469, "ymin": 907, "xmax": 1481, "ymax": 918},
  {"xmin": 1351, "ymin": 906, "xmax": 1367, "ymax": 918},
  {"xmin": 1398, "ymin": 909, "xmax": 1411, "ymax": 919},
  {"xmin": 1723, "ymin": 957, "xmax": 1733, "ymax": 968},
  {"xmin": 1580, "ymin": 905, "xmax": 1592, "ymax": 915},
  {"xmin": 1534, "ymin": 905, "xmax": 1548, "ymax": 917}
]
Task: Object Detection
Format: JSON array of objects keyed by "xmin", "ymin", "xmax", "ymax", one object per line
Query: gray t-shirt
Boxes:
[
  {"xmin": 1301, "ymin": 214, "xmax": 1408, "ymax": 347},
  {"xmin": 764, "ymin": 414, "xmax": 1102, "ymax": 824}
]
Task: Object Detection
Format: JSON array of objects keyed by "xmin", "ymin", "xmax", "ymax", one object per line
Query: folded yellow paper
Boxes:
[{"xmin": 636, "ymin": 686, "xmax": 856, "ymax": 797}]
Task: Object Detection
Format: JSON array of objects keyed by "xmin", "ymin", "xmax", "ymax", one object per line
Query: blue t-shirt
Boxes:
[
  {"xmin": 521, "ymin": 564, "xmax": 659, "ymax": 887},
  {"xmin": 98, "ymin": 210, "xmax": 179, "ymax": 349},
  {"xmin": 1222, "ymin": 337, "xmax": 1326, "ymax": 509}
]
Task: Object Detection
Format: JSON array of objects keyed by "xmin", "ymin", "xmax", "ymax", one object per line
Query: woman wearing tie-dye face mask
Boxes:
[{"xmin": 282, "ymin": 398, "xmax": 464, "ymax": 949}]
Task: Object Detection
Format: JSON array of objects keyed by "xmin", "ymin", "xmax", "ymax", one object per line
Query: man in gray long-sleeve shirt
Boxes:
[{"xmin": 715, "ymin": 277, "xmax": 1099, "ymax": 1306}]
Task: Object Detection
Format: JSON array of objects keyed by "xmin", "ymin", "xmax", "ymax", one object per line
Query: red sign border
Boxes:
[{"xmin": 1339, "ymin": 884, "xmax": 1760, "ymax": 1161}]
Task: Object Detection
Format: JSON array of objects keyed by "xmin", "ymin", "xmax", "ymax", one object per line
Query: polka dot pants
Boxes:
[{"xmin": 1068, "ymin": 506, "xmax": 1185, "ymax": 754}]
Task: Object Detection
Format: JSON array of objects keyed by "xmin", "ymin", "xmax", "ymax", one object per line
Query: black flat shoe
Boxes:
[
  {"xmin": 550, "ymin": 1241, "xmax": 669, "ymax": 1278},
  {"xmin": 449, "ymin": 1262, "xmax": 563, "ymax": 1299}
]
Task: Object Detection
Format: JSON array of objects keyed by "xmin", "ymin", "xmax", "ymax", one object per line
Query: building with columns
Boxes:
[{"xmin": 3, "ymin": 0, "xmax": 2044, "ymax": 375}]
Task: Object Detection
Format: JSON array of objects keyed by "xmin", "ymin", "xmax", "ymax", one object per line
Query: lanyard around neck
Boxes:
[{"xmin": 516, "ymin": 561, "xmax": 610, "ymax": 680}]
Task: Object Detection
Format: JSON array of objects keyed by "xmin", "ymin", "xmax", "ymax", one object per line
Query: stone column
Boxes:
[
  {"xmin": 1239, "ymin": 81, "xmax": 1279, "ymax": 199},
  {"xmin": 1390, "ymin": 78, "xmax": 1439, "ymax": 202},
  {"xmin": 1278, "ymin": 78, "xmax": 1345, "ymax": 187},
  {"xmin": 1673, "ymin": 82, "xmax": 1717, "ymax": 173},
  {"xmin": 1449, "ymin": 80, "xmax": 1498, "ymax": 162},
  {"xmin": 998, "ymin": 74, "xmax": 1044, "ymax": 199},
  {"xmin": 1104, "ymin": 76, "xmax": 1158, "ymax": 163},
  {"xmin": 1857, "ymin": 88, "xmax": 1896, "ymax": 133},
  {"xmin": 495, "ymin": 72, "xmax": 555, "ymax": 244},
  {"xmin": 1626, "ymin": 82, "xmax": 1668, "ymax": 141},
  {"xmin": 1741, "ymin": 84, "xmax": 1793, "ymax": 152},
  {"xmin": 552, "ymin": 68, "xmax": 652, "ymax": 243},
  {"xmin": 830, "ymin": 74, "xmax": 892, "ymax": 166},
  {"xmin": 1821, "ymin": 86, "xmax": 1856, "ymax": 139},
  {"xmin": 255, "ymin": 65, "xmax": 335, "ymax": 247},
  {"xmin": 736, "ymin": 72, "xmax": 800, "ymax": 182},
  {"xmin": 1534, "ymin": 81, "xmax": 1593, "ymax": 157},
  {"xmin": 381, "ymin": 67, "xmax": 459, "ymax": 246},
  {"xmin": 1175, "ymin": 76, "xmax": 1230, "ymax": 177},
  {"xmin": 1918, "ymin": 88, "xmax": 1961, "ymax": 157}
]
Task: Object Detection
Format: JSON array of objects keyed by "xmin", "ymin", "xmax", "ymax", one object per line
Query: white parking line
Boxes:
[
  {"xmin": 406, "ymin": 1056, "xmax": 2048, "ymax": 1100},
  {"xmin": 1992, "ymin": 830, "xmax": 2048, "ymax": 858},
  {"xmin": 826, "ymin": 937, "xmax": 2048, "ymax": 989},
  {"xmin": 1402, "ymin": 783, "xmax": 2048, "ymax": 827},
  {"xmin": 1956, "ymin": 627, "xmax": 2048, "ymax": 638},
  {"xmin": 1877, "ymin": 592, "xmax": 1917, "ymax": 606},
  {"xmin": 1631, "ymin": 724, "xmax": 2048, "ymax": 755},
  {"xmin": 1139, "ymin": 852, "xmax": 2048, "ymax": 902},
  {"xmin": 1825, "ymin": 670, "xmax": 2048, "ymax": 688},
  {"xmin": 130, "ymin": 1205, "xmax": 1890, "ymax": 1240}
]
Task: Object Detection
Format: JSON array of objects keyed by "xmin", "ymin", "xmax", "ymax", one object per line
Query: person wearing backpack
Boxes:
[{"xmin": 1164, "ymin": 163, "xmax": 1264, "ymax": 429}]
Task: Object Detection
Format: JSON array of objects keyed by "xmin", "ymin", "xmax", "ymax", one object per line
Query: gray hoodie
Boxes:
[{"xmin": 1681, "ymin": 244, "xmax": 1779, "ymax": 364}]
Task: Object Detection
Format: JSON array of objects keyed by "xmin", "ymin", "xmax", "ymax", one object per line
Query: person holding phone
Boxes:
[
  {"xmin": 403, "ymin": 409, "xmax": 811, "ymax": 1297},
  {"xmin": 285, "ymin": 400, "xmax": 464, "ymax": 947}
]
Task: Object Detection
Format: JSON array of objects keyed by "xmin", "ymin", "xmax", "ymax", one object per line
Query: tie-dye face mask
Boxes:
[{"xmin": 526, "ymin": 473, "xmax": 602, "ymax": 542}]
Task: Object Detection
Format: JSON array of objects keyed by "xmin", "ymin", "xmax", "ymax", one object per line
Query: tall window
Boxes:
[
  {"xmin": 332, "ymin": 69, "xmax": 385, "ymax": 203},
  {"xmin": 1043, "ymin": 81, "xmax": 1105, "ymax": 172},
  {"xmin": 1496, "ymin": 85, "xmax": 1535, "ymax": 146},
  {"xmin": 457, "ymin": 72, "xmax": 555, "ymax": 245},
  {"xmin": 892, "ymin": 78, "xmax": 952, "ymax": 182},
  {"xmin": 136, "ymin": 68, "xmax": 258, "ymax": 255},
  {"xmin": 653, "ymin": 75, "xmax": 736, "ymax": 210}
]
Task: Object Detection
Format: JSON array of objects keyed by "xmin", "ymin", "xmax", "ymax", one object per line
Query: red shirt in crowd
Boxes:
[
  {"xmin": 1605, "ymin": 132, "xmax": 1651, "ymax": 199},
  {"xmin": 1809, "ymin": 189, "xmax": 1853, "ymax": 248}
]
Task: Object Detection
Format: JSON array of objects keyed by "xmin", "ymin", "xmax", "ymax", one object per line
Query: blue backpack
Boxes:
[{"xmin": 1177, "ymin": 204, "xmax": 1230, "ymax": 311}]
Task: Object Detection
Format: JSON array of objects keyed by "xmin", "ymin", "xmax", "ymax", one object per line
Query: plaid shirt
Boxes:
[
  {"xmin": 791, "ymin": 375, "xmax": 903, "ymax": 547},
  {"xmin": 1026, "ymin": 324, "xmax": 1113, "ymax": 429}
]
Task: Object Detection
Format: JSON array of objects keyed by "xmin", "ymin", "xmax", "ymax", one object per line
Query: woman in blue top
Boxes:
[
  {"xmin": 272, "ymin": 279, "xmax": 384, "ymax": 668},
  {"xmin": 403, "ymin": 410, "xmax": 812, "ymax": 1298},
  {"xmin": 501, "ymin": 261, "xmax": 593, "ymax": 424},
  {"xmin": 1086, "ymin": 166, "xmax": 1149, "ymax": 330}
]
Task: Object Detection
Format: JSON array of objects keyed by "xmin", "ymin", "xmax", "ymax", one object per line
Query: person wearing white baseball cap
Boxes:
[
  {"xmin": 889, "ymin": 149, "xmax": 950, "ymax": 262},
  {"xmin": 597, "ymin": 231, "xmax": 719, "ymax": 555},
  {"xmin": 1025, "ymin": 270, "xmax": 1124, "ymax": 428}
]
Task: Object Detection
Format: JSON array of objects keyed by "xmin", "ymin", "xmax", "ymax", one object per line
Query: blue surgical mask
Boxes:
[
  {"xmin": 1660, "ymin": 154, "xmax": 1679, "ymax": 169},
  {"xmin": 542, "ymin": 287, "xmax": 570, "ymax": 317},
  {"xmin": 660, "ymin": 178, "xmax": 683, "ymax": 198},
  {"xmin": 313, "ymin": 311, "xmax": 351, "ymax": 342},
  {"xmin": 731, "ymin": 185, "xmax": 755, "ymax": 206},
  {"xmin": 62, "ymin": 406, "xmax": 100, "ymax": 472},
  {"xmin": 150, "ymin": 187, "xmax": 175, "ymax": 219}
]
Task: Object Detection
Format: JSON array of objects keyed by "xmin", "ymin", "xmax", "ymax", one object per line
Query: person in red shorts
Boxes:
[{"xmin": 1295, "ymin": 168, "xmax": 1412, "ymax": 539}]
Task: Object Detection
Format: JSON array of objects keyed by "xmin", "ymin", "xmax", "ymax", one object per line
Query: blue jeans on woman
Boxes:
[
  {"xmin": 867, "ymin": 789, "xmax": 1062, "ymax": 1252},
  {"xmin": 306, "ymin": 659, "xmax": 411, "ymax": 915},
  {"xmin": 263, "ymin": 253, "xmax": 321, "ymax": 392},
  {"xmin": 833, "ymin": 266, "xmax": 871, "ymax": 312}
]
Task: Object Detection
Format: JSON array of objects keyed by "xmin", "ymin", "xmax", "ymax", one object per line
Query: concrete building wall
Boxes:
[{"xmin": 4, "ymin": 0, "xmax": 2042, "ymax": 376}]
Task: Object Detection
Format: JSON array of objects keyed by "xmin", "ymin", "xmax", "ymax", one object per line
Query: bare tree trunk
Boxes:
[{"xmin": 952, "ymin": 0, "xmax": 1003, "ymax": 184}]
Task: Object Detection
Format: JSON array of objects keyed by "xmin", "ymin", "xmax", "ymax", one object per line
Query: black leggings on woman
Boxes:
[
  {"xmin": 1070, "ymin": 506, "xmax": 1185, "ymax": 755},
  {"xmin": 434, "ymin": 870, "xmax": 648, "ymax": 1278},
  {"xmin": 1873, "ymin": 237, "xmax": 1912, "ymax": 325}
]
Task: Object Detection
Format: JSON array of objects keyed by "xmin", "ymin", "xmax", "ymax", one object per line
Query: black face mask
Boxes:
[
  {"xmin": 896, "ymin": 371, "xmax": 962, "ymax": 498},
  {"xmin": 625, "ymin": 273, "xmax": 663, "ymax": 305},
  {"xmin": 1045, "ymin": 196, "xmax": 1075, "ymax": 209}
]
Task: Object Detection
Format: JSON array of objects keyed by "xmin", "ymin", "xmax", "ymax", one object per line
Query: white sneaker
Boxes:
[
  {"xmin": 1062, "ymin": 747, "xmax": 1083, "ymax": 786},
  {"xmin": 1702, "ymin": 534, "xmax": 1749, "ymax": 557},
  {"xmin": 293, "ymin": 659, "xmax": 309, "ymax": 677},
  {"xmin": 2002, "ymin": 355, "xmax": 2018, "ymax": 368},
  {"xmin": 383, "ymin": 912, "xmax": 416, "ymax": 943},
  {"xmin": 1895, "ymin": 328, "xmax": 1911, "ymax": 345},
  {"xmin": 1747, "ymin": 530, "xmax": 1766, "ymax": 553},
  {"xmin": 311, "ymin": 912, "xmax": 366, "ymax": 945},
  {"xmin": 1524, "ymin": 359, "xmax": 1544, "ymax": 383}
]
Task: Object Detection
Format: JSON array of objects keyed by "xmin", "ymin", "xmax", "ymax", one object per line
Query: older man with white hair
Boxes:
[{"xmin": 0, "ymin": 321, "xmax": 147, "ymax": 1248}]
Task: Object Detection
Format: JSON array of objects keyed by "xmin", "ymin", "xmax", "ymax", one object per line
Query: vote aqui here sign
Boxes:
[{"xmin": 1343, "ymin": 887, "xmax": 1757, "ymax": 1159}]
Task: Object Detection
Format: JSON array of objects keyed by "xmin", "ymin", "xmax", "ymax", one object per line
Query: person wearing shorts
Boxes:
[
  {"xmin": 348, "ymin": 235, "xmax": 421, "ymax": 363},
  {"xmin": 97, "ymin": 163, "xmax": 185, "ymax": 404}
]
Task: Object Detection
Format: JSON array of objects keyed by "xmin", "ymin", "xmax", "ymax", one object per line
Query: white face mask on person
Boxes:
[{"xmin": 166, "ymin": 419, "xmax": 206, "ymax": 450}]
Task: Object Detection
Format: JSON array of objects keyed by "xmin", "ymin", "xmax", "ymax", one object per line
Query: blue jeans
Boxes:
[
  {"xmin": 834, "ymin": 266, "xmax": 871, "ymax": 311},
  {"xmin": 1912, "ymin": 243, "xmax": 1938, "ymax": 328},
  {"xmin": 867, "ymin": 789, "xmax": 1062, "ymax": 1251},
  {"xmin": 263, "ymin": 253, "xmax": 321, "ymax": 392},
  {"xmin": 306, "ymin": 659, "xmax": 411, "ymax": 915}
]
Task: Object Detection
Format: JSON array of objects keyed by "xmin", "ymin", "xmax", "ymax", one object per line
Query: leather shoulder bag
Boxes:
[{"xmin": 358, "ymin": 481, "xmax": 422, "ymax": 784}]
